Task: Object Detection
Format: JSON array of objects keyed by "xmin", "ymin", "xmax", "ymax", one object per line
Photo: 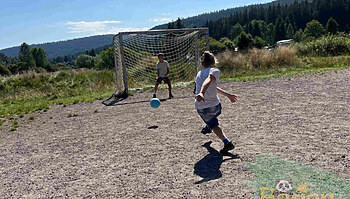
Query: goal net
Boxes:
[{"xmin": 113, "ymin": 28, "xmax": 209, "ymax": 97}]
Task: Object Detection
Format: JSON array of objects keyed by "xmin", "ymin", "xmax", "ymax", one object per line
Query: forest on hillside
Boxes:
[
  {"xmin": 202, "ymin": 0, "xmax": 350, "ymax": 44},
  {"xmin": 152, "ymin": 0, "xmax": 307, "ymax": 29}
]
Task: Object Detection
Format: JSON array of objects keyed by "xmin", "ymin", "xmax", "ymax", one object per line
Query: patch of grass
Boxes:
[
  {"xmin": 10, "ymin": 127, "xmax": 17, "ymax": 131},
  {"xmin": 28, "ymin": 116, "xmax": 35, "ymax": 121},
  {"xmin": 68, "ymin": 113, "xmax": 79, "ymax": 118},
  {"xmin": 0, "ymin": 69, "xmax": 116, "ymax": 119},
  {"xmin": 220, "ymin": 56, "xmax": 350, "ymax": 82},
  {"xmin": 245, "ymin": 153, "xmax": 350, "ymax": 198}
]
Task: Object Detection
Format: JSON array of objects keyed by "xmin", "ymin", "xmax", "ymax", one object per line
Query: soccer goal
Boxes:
[{"xmin": 112, "ymin": 28, "xmax": 209, "ymax": 98}]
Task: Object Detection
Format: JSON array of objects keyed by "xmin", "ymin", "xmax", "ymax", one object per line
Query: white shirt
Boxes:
[
  {"xmin": 195, "ymin": 67, "xmax": 221, "ymax": 109},
  {"xmin": 156, "ymin": 61, "xmax": 169, "ymax": 77}
]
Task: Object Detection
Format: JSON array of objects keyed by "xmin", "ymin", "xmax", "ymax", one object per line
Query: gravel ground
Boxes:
[{"xmin": 1, "ymin": 69, "xmax": 350, "ymax": 198}]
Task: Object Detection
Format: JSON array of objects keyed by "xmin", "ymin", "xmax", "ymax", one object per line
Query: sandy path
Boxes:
[{"xmin": 1, "ymin": 69, "xmax": 350, "ymax": 198}]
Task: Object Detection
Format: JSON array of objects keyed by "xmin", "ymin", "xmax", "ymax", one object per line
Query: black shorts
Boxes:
[{"xmin": 157, "ymin": 77, "xmax": 170, "ymax": 84}]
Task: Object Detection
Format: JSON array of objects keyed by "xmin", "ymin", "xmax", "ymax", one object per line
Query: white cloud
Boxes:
[
  {"xmin": 65, "ymin": 20, "xmax": 149, "ymax": 35},
  {"xmin": 152, "ymin": 18, "xmax": 171, "ymax": 22}
]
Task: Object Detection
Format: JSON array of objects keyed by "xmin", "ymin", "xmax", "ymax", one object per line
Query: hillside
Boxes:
[
  {"xmin": 0, "ymin": 35, "xmax": 114, "ymax": 59},
  {"xmin": 152, "ymin": 0, "xmax": 305, "ymax": 30},
  {"xmin": 0, "ymin": 0, "xmax": 310, "ymax": 59}
]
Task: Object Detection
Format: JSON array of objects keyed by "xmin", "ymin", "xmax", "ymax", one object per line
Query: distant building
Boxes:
[{"xmin": 276, "ymin": 39, "xmax": 294, "ymax": 47}]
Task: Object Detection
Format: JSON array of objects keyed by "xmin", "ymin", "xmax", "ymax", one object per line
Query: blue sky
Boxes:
[{"xmin": 0, "ymin": 0, "xmax": 273, "ymax": 50}]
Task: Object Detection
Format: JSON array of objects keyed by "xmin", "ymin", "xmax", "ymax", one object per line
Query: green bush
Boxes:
[
  {"xmin": 0, "ymin": 64, "xmax": 11, "ymax": 76},
  {"xmin": 237, "ymin": 32, "xmax": 253, "ymax": 51},
  {"xmin": 208, "ymin": 37, "xmax": 226, "ymax": 53},
  {"xmin": 75, "ymin": 54, "xmax": 96, "ymax": 68},
  {"xmin": 220, "ymin": 37, "xmax": 235, "ymax": 51},
  {"xmin": 252, "ymin": 36, "xmax": 267, "ymax": 49},
  {"xmin": 297, "ymin": 34, "xmax": 350, "ymax": 56}
]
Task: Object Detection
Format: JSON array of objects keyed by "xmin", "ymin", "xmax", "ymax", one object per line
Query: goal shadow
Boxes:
[{"xmin": 102, "ymin": 96, "xmax": 193, "ymax": 106}]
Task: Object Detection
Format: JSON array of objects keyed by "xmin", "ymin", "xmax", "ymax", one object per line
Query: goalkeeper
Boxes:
[{"xmin": 153, "ymin": 53, "xmax": 174, "ymax": 99}]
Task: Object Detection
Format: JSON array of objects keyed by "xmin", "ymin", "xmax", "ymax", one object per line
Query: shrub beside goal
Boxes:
[{"xmin": 112, "ymin": 28, "xmax": 209, "ymax": 98}]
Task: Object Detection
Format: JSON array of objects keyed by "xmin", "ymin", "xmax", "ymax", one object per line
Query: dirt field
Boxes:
[{"xmin": 1, "ymin": 68, "xmax": 350, "ymax": 198}]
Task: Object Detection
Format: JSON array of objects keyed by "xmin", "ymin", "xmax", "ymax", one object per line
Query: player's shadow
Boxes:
[{"xmin": 194, "ymin": 141, "xmax": 239, "ymax": 184}]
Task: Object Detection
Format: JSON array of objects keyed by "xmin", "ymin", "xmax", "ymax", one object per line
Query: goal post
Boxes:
[{"xmin": 112, "ymin": 27, "xmax": 209, "ymax": 97}]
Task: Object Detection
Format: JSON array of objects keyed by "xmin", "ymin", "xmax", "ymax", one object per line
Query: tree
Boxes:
[
  {"xmin": 252, "ymin": 36, "xmax": 267, "ymax": 49},
  {"xmin": 230, "ymin": 23, "xmax": 243, "ymax": 41},
  {"xmin": 75, "ymin": 54, "xmax": 96, "ymax": 68},
  {"xmin": 97, "ymin": 47, "xmax": 114, "ymax": 69},
  {"xmin": 219, "ymin": 37, "xmax": 235, "ymax": 51},
  {"xmin": 286, "ymin": 24, "xmax": 295, "ymax": 39},
  {"xmin": 19, "ymin": 43, "xmax": 36, "ymax": 71},
  {"xmin": 303, "ymin": 20, "xmax": 326, "ymax": 38},
  {"xmin": 265, "ymin": 23, "xmax": 276, "ymax": 45},
  {"xmin": 251, "ymin": 20, "xmax": 262, "ymax": 37},
  {"xmin": 89, "ymin": 49, "xmax": 96, "ymax": 57},
  {"xmin": 31, "ymin": 47, "xmax": 47, "ymax": 69},
  {"xmin": 167, "ymin": 21, "xmax": 175, "ymax": 29},
  {"xmin": 275, "ymin": 17, "xmax": 286, "ymax": 42},
  {"xmin": 237, "ymin": 32, "xmax": 253, "ymax": 50},
  {"xmin": 345, "ymin": 24, "xmax": 350, "ymax": 34},
  {"xmin": 326, "ymin": 17, "xmax": 338, "ymax": 35},
  {"xmin": 0, "ymin": 64, "xmax": 11, "ymax": 76},
  {"xmin": 293, "ymin": 29, "xmax": 304, "ymax": 42},
  {"xmin": 176, "ymin": 18, "xmax": 184, "ymax": 29}
]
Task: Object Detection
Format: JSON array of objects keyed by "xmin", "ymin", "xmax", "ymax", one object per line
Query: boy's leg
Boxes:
[
  {"xmin": 167, "ymin": 78, "xmax": 173, "ymax": 98},
  {"xmin": 212, "ymin": 125, "xmax": 235, "ymax": 153},
  {"xmin": 154, "ymin": 81, "xmax": 160, "ymax": 98},
  {"xmin": 212, "ymin": 125, "xmax": 227, "ymax": 140}
]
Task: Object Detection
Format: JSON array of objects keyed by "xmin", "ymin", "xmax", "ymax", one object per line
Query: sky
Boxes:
[{"xmin": 0, "ymin": 0, "xmax": 273, "ymax": 50}]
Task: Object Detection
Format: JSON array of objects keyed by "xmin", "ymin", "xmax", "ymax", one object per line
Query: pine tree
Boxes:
[
  {"xmin": 252, "ymin": 21, "xmax": 262, "ymax": 37},
  {"xmin": 266, "ymin": 23, "xmax": 276, "ymax": 45},
  {"xmin": 176, "ymin": 18, "xmax": 184, "ymax": 29},
  {"xmin": 326, "ymin": 17, "xmax": 338, "ymax": 35},
  {"xmin": 89, "ymin": 49, "xmax": 96, "ymax": 57},
  {"xmin": 286, "ymin": 24, "xmax": 295, "ymax": 39},
  {"xmin": 345, "ymin": 24, "xmax": 350, "ymax": 34},
  {"xmin": 230, "ymin": 23, "xmax": 243, "ymax": 41},
  {"xmin": 36, "ymin": 48, "xmax": 47, "ymax": 68},
  {"xmin": 19, "ymin": 43, "xmax": 36, "ymax": 71},
  {"xmin": 275, "ymin": 17, "xmax": 286, "ymax": 41},
  {"xmin": 167, "ymin": 22, "xmax": 174, "ymax": 29}
]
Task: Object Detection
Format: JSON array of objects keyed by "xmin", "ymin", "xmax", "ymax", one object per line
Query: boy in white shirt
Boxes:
[
  {"xmin": 195, "ymin": 51, "xmax": 237, "ymax": 153},
  {"xmin": 153, "ymin": 53, "xmax": 174, "ymax": 99}
]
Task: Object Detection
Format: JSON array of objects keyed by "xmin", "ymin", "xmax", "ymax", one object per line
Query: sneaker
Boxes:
[
  {"xmin": 168, "ymin": 93, "xmax": 174, "ymax": 99},
  {"xmin": 153, "ymin": 93, "xmax": 157, "ymax": 98},
  {"xmin": 200, "ymin": 126, "xmax": 212, "ymax": 135},
  {"xmin": 220, "ymin": 142, "xmax": 235, "ymax": 154}
]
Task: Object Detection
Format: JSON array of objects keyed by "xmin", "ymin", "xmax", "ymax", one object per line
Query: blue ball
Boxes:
[{"xmin": 150, "ymin": 98, "xmax": 161, "ymax": 108}]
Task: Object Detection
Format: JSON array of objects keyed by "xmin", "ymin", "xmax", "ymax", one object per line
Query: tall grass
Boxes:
[
  {"xmin": 217, "ymin": 46, "xmax": 300, "ymax": 76},
  {"xmin": 0, "ymin": 69, "xmax": 116, "ymax": 119},
  {"xmin": 0, "ymin": 69, "xmax": 116, "ymax": 100}
]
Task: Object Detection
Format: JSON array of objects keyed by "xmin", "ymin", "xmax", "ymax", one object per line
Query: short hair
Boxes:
[
  {"xmin": 158, "ymin": 53, "xmax": 164, "ymax": 58},
  {"xmin": 201, "ymin": 51, "xmax": 217, "ymax": 67}
]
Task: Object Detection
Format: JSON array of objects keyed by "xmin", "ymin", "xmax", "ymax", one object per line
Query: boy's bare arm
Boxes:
[
  {"xmin": 195, "ymin": 75, "xmax": 215, "ymax": 102},
  {"xmin": 217, "ymin": 87, "xmax": 237, "ymax": 103}
]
